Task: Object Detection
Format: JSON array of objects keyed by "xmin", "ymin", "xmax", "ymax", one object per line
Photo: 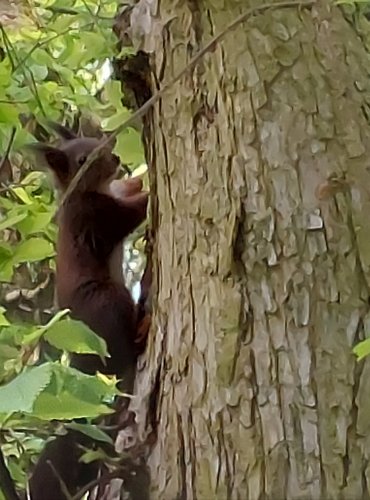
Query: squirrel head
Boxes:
[{"xmin": 28, "ymin": 122, "xmax": 119, "ymax": 193}]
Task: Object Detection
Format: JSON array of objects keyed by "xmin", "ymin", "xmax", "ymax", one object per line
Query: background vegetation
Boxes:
[{"xmin": 0, "ymin": 1, "xmax": 147, "ymax": 495}]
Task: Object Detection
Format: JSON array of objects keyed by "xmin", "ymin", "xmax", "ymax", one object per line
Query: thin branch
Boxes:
[
  {"xmin": 59, "ymin": 0, "xmax": 315, "ymax": 209},
  {"xmin": 0, "ymin": 127, "xmax": 16, "ymax": 172},
  {"xmin": 71, "ymin": 470, "xmax": 121, "ymax": 500},
  {"xmin": 28, "ymin": 69, "xmax": 45, "ymax": 116},
  {"xmin": 0, "ymin": 446, "xmax": 20, "ymax": 500},
  {"xmin": 12, "ymin": 23, "xmax": 93, "ymax": 73},
  {"xmin": 0, "ymin": 26, "xmax": 45, "ymax": 115},
  {"xmin": 0, "ymin": 181, "xmax": 32, "ymax": 194},
  {"xmin": 0, "ymin": 25, "xmax": 15, "ymax": 71},
  {"xmin": 46, "ymin": 461, "xmax": 73, "ymax": 500}
]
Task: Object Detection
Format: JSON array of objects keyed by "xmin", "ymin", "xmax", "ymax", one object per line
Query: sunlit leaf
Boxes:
[
  {"xmin": 101, "ymin": 108, "xmax": 130, "ymax": 131},
  {"xmin": 33, "ymin": 391, "xmax": 112, "ymax": 420},
  {"xmin": 13, "ymin": 237, "xmax": 55, "ymax": 263},
  {"xmin": 353, "ymin": 338, "xmax": 370, "ymax": 360},
  {"xmin": 16, "ymin": 212, "xmax": 54, "ymax": 236},
  {"xmin": 11, "ymin": 187, "xmax": 34, "ymax": 205},
  {"xmin": 23, "ymin": 309, "xmax": 70, "ymax": 345},
  {"xmin": 0, "ymin": 364, "xmax": 53, "ymax": 414},
  {"xmin": 114, "ymin": 128, "xmax": 145, "ymax": 165},
  {"xmin": 0, "ymin": 103, "xmax": 18, "ymax": 124},
  {"xmin": 44, "ymin": 318, "xmax": 109, "ymax": 358},
  {"xmin": 0, "ymin": 307, "xmax": 10, "ymax": 327},
  {"xmin": 0, "ymin": 212, "xmax": 27, "ymax": 231}
]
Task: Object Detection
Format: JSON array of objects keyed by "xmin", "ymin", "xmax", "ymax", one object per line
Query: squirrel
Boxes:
[{"xmin": 26, "ymin": 123, "xmax": 149, "ymax": 499}]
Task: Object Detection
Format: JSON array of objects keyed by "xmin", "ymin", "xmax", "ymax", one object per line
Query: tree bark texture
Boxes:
[{"xmin": 115, "ymin": 1, "xmax": 370, "ymax": 499}]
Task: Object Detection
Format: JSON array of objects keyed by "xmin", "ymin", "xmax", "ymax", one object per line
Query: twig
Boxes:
[
  {"xmin": 71, "ymin": 470, "xmax": 121, "ymax": 500},
  {"xmin": 0, "ymin": 181, "xmax": 33, "ymax": 194},
  {"xmin": 0, "ymin": 26, "xmax": 45, "ymax": 116},
  {"xmin": 59, "ymin": 0, "xmax": 315, "ymax": 209},
  {"xmin": 47, "ymin": 460, "xmax": 74, "ymax": 500},
  {"xmin": 0, "ymin": 127, "xmax": 16, "ymax": 173},
  {"xmin": 0, "ymin": 446, "xmax": 20, "ymax": 500},
  {"xmin": 0, "ymin": 25, "xmax": 15, "ymax": 71}
]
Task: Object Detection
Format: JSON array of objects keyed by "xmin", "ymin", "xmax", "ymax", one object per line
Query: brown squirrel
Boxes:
[{"xmin": 27, "ymin": 123, "xmax": 149, "ymax": 499}]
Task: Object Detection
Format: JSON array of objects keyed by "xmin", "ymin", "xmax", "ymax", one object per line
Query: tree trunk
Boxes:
[{"xmin": 114, "ymin": 1, "xmax": 370, "ymax": 499}]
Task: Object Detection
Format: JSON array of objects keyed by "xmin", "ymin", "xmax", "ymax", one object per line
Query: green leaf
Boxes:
[
  {"xmin": 32, "ymin": 364, "xmax": 117, "ymax": 420},
  {"xmin": 0, "ymin": 61, "xmax": 11, "ymax": 89},
  {"xmin": 0, "ymin": 307, "xmax": 10, "ymax": 327},
  {"xmin": 101, "ymin": 108, "xmax": 130, "ymax": 132},
  {"xmin": 6, "ymin": 458, "xmax": 26, "ymax": 485},
  {"xmin": 0, "ymin": 244, "xmax": 15, "ymax": 282},
  {"xmin": 103, "ymin": 81, "xmax": 124, "ymax": 111},
  {"xmin": 80, "ymin": 32, "xmax": 109, "ymax": 60},
  {"xmin": 23, "ymin": 309, "xmax": 70, "ymax": 345},
  {"xmin": 48, "ymin": 14, "xmax": 79, "ymax": 33},
  {"xmin": 0, "ymin": 364, "xmax": 53, "ymax": 414},
  {"xmin": 66, "ymin": 422, "xmax": 113, "ymax": 444},
  {"xmin": 44, "ymin": 318, "xmax": 109, "ymax": 358},
  {"xmin": 13, "ymin": 237, "xmax": 55, "ymax": 264},
  {"xmin": 0, "ymin": 212, "xmax": 27, "ymax": 232},
  {"xmin": 11, "ymin": 186, "xmax": 34, "ymax": 205},
  {"xmin": 353, "ymin": 338, "xmax": 370, "ymax": 360},
  {"xmin": 114, "ymin": 128, "xmax": 144, "ymax": 166},
  {"xmin": 33, "ymin": 391, "xmax": 112, "ymax": 420},
  {"xmin": 0, "ymin": 103, "xmax": 18, "ymax": 125},
  {"xmin": 16, "ymin": 212, "xmax": 54, "ymax": 236},
  {"xmin": 28, "ymin": 64, "xmax": 48, "ymax": 81},
  {"xmin": 79, "ymin": 448, "xmax": 107, "ymax": 464}
]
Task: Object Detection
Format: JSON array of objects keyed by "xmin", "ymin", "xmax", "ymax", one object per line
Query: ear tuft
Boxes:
[
  {"xmin": 46, "ymin": 121, "xmax": 77, "ymax": 141},
  {"xmin": 26, "ymin": 143, "xmax": 69, "ymax": 182}
]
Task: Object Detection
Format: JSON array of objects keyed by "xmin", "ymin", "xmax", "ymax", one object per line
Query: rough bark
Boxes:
[{"xmin": 114, "ymin": 1, "xmax": 370, "ymax": 499}]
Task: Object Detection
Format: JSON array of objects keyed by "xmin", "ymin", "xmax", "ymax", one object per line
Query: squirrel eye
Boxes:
[{"xmin": 78, "ymin": 155, "xmax": 87, "ymax": 166}]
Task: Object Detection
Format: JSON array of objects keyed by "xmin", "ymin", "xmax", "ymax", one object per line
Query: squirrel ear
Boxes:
[
  {"xmin": 26, "ymin": 143, "xmax": 69, "ymax": 183},
  {"xmin": 46, "ymin": 121, "xmax": 77, "ymax": 141}
]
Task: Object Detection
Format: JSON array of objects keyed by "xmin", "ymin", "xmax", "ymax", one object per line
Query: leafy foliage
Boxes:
[{"xmin": 0, "ymin": 0, "xmax": 147, "ymax": 495}]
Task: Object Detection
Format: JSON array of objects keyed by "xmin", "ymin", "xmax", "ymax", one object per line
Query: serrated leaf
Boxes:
[
  {"xmin": 32, "ymin": 364, "xmax": 117, "ymax": 420},
  {"xmin": 44, "ymin": 318, "xmax": 108, "ymax": 358},
  {"xmin": 0, "ymin": 364, "xmax": 53, "ymax": 414}
]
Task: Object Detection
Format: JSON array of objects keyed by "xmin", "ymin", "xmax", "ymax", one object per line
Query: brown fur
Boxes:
[{"xmin": 27, "ymin": 124, "xmax": 148, "ymax": 499}]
